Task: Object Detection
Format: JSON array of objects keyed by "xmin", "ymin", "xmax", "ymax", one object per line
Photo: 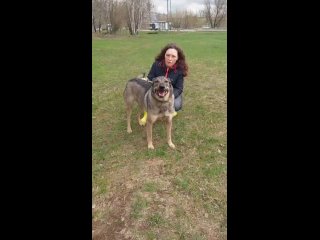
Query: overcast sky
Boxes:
[{"xmin": 152, "ymin": 0, "xmax": 205, "ymax": 14}]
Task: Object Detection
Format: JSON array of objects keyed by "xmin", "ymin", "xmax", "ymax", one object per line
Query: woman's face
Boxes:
[{"xmin": 164, "ymin": 48, "xmax": 178, "ymax": 68}]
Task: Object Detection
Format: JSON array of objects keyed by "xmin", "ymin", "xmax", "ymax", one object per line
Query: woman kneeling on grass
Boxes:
[{"xmin": 147, "ymin": 43, "xmax": 189, "ymax": 115}]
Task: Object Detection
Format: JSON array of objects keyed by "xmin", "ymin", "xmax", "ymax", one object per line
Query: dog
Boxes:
[{"xmin": 123, "ymin": 76, "xmax": 176, "ymax": 149}]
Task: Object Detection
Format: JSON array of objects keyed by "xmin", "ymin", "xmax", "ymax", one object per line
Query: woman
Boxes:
[{"xmin": 147, "ymin": 43, "xmax": 188, "ymax": 113}]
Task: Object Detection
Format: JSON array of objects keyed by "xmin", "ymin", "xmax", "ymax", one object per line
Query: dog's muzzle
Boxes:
[{"xmin": 156, "ymin": 85, "xmax": 169, "ymax": 98}]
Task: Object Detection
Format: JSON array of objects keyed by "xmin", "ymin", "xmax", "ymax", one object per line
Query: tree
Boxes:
[
  {"xmin": 124, "ymin": 0, "xmax": 151, "ymax": 35},
  {"xmin": 92, "ymin": 0, "xmax": 105, "ymax": 32},
  {"xmin": 171, "ymin": 11, "xmax": 183, "ymax": 29},
  {"xmin": 107, "ymin": 0, "xmax": 126, "ymax": 33},
  {"xmin": 92, "ymin": 0, "xmax": 152, "ymax": 35},
  {"xmin": 93, "ymin": 0, "xmax": 118, "ymax": 33},
  {"xmin": 203, "ymin": 0, "xmax": 227, "ymax": 28},
  {"xmin": 170, "ymin": 10, "xmax": 200, "ymax": 30}
]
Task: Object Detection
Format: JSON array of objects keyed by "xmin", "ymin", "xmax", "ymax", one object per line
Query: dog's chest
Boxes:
[
  {"xmin": 159, "ymin": 105, "xmax": 168, "ymax": 114},
  {"xmin": 149, "ymin": 104, "xmax": 171, "ymax": 118}
]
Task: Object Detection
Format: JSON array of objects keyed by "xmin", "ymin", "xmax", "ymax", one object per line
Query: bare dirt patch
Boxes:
[
  {"xmin": 93, "ymin": 157, "xmax": 224, "ymax": 239},
  {"xmin": 93, "ymin": 159, "xmax": 166, "ymax": 239}
]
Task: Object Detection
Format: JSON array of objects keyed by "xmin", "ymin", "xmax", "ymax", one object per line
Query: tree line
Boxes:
[{"xmin": 92, "ymin": 0, "xmax": 227, "ymax": 35}]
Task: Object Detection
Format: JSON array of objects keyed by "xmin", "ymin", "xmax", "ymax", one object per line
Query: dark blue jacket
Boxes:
[{"xmin": 147, "ymin": 61, "xmax": 184, "ymax": 98}]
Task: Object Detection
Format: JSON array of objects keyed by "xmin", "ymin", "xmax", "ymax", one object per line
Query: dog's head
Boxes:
[{"xmin": 151, "ymin": 76, "xmax": 173, "ymax": 101}]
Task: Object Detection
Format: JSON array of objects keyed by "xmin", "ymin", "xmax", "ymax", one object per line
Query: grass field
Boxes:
[{"xmin": 92, "ymin": 31, "xmax": 227, "ymax": 240}]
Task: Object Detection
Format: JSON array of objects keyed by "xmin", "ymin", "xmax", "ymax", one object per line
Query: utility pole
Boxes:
[
  {"xmin": 167, "ymin": 0, "xmax": 171, "ymax": 22},
  {"xmin": 169, "ymin": 0, "xmax": 171, "ymax": 30}
]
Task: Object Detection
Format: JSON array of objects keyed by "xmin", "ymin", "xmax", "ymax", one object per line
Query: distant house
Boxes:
[{"xmin": 149, "ymin": 21, "xmax": 170, "ymax": 31}]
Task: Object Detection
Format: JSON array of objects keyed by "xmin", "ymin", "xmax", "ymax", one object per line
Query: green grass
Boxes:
[{"xmin": 92, "ymin": 31, "xmax": 227, "ymax": 240}]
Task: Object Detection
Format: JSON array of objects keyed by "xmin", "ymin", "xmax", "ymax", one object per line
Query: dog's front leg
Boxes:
[
  {"xmin": 146, "ymin": 120, "xmax": 154, "ymax": 149},
  {"xmin": 146, "ymin": 114, "xmax": 158, "ymax": 149},
  {"xmin": 126, "ymin": 106, "xmax": 133, "ymax": 133},
  {"xmin": 166, "ymin": 117, "xmax": 175, "ymax": 149}
]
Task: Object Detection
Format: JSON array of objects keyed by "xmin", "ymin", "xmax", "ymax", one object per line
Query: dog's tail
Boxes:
[
  {"xmin": 137, "ymin": 72, "xmax": 152, "ymax": 81},
  {"xmin": 136, "ymin": 72, "xmax": 146, "ymax": 78}
]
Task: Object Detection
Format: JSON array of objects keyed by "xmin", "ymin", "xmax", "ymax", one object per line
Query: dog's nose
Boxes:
[{"xmin": 159, "ymin": 85, "xmax": 165, "ymax": 90}]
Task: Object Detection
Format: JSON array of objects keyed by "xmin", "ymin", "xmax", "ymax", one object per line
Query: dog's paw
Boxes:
[
  {"xmin": 168, "ymin": 142, "xmax": 176, "ymax": 149},
  {"xmin": 148, "ymin": 144, "xmax": 154, "ymax": 150},
  {"xmin": 127, "ymin": 128, "xmax": 132, "ymax": 133}
]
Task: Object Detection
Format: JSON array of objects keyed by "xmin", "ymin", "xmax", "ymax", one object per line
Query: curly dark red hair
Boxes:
[{"xmin": 155, "ymin": 43, "xmax": 189, "ymax": 77}]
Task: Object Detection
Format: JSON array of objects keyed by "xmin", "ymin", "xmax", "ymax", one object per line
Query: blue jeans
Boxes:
[{"xmin": 174, "ymin": 94, "xmax": 183, "ymax": 111}]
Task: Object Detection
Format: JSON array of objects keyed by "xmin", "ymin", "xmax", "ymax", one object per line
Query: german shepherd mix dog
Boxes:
[{"xmin": 124, "ymin": 76, "xmax": 176, "ymax": 149}]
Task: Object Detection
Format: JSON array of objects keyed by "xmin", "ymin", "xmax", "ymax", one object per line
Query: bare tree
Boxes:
[
  {"xmin": 203, "ymin": 0, "xmax": 213, "ymax": 28},
  {"xmin": 203, "ymin": 0, "xmax": 227, "ymax": 28},
  {"xmin": 145, "ymin": 0, "xmax": 153, "ymax": 27},
  {"xmin": 93, "ymin": 0, "xmax": 116, "ymax": 33},
  {"xmin": 125, "ymin": 0, "xmax": 136, "ymax": 34},
  {"xmin": 92, "ymin": 0, "xmax": 152, "ymax": 35},
  {"xmin": 107, "ymin": 0, "xmax": 126, "ymax": 33},
  {"xmin": 92, "ymin": 0, "xmax": 96, "ymax": 32},
  {"xmin": 124, "ymin": 0, "xmax": 151, "ymax": 35},
  {"xmin": 170, "ymin": 10, "xmax": 200, "ymax": 30},
  {"xmin": 171, "ymin": 11, "xmax": 183, "ymax": 29},
  {"xmin": 92, "ymin": 0, "xmax": 105, "ymax": 32},
  {"xmin": 92, "ymin": 0, "xmax": 127, "ymax": 34},
  {"xmin": 183, "ymin": 10, "xmax": 199, "ymax": 29},
  {"xmin": 213, "ymin": 0, "xmax": 227, "ymax": 28}
]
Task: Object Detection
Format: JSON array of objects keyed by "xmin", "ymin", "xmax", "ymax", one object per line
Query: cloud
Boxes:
[{"xmin": 152, "ymin": 0, "xmax": 204, "ymax": 14}]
